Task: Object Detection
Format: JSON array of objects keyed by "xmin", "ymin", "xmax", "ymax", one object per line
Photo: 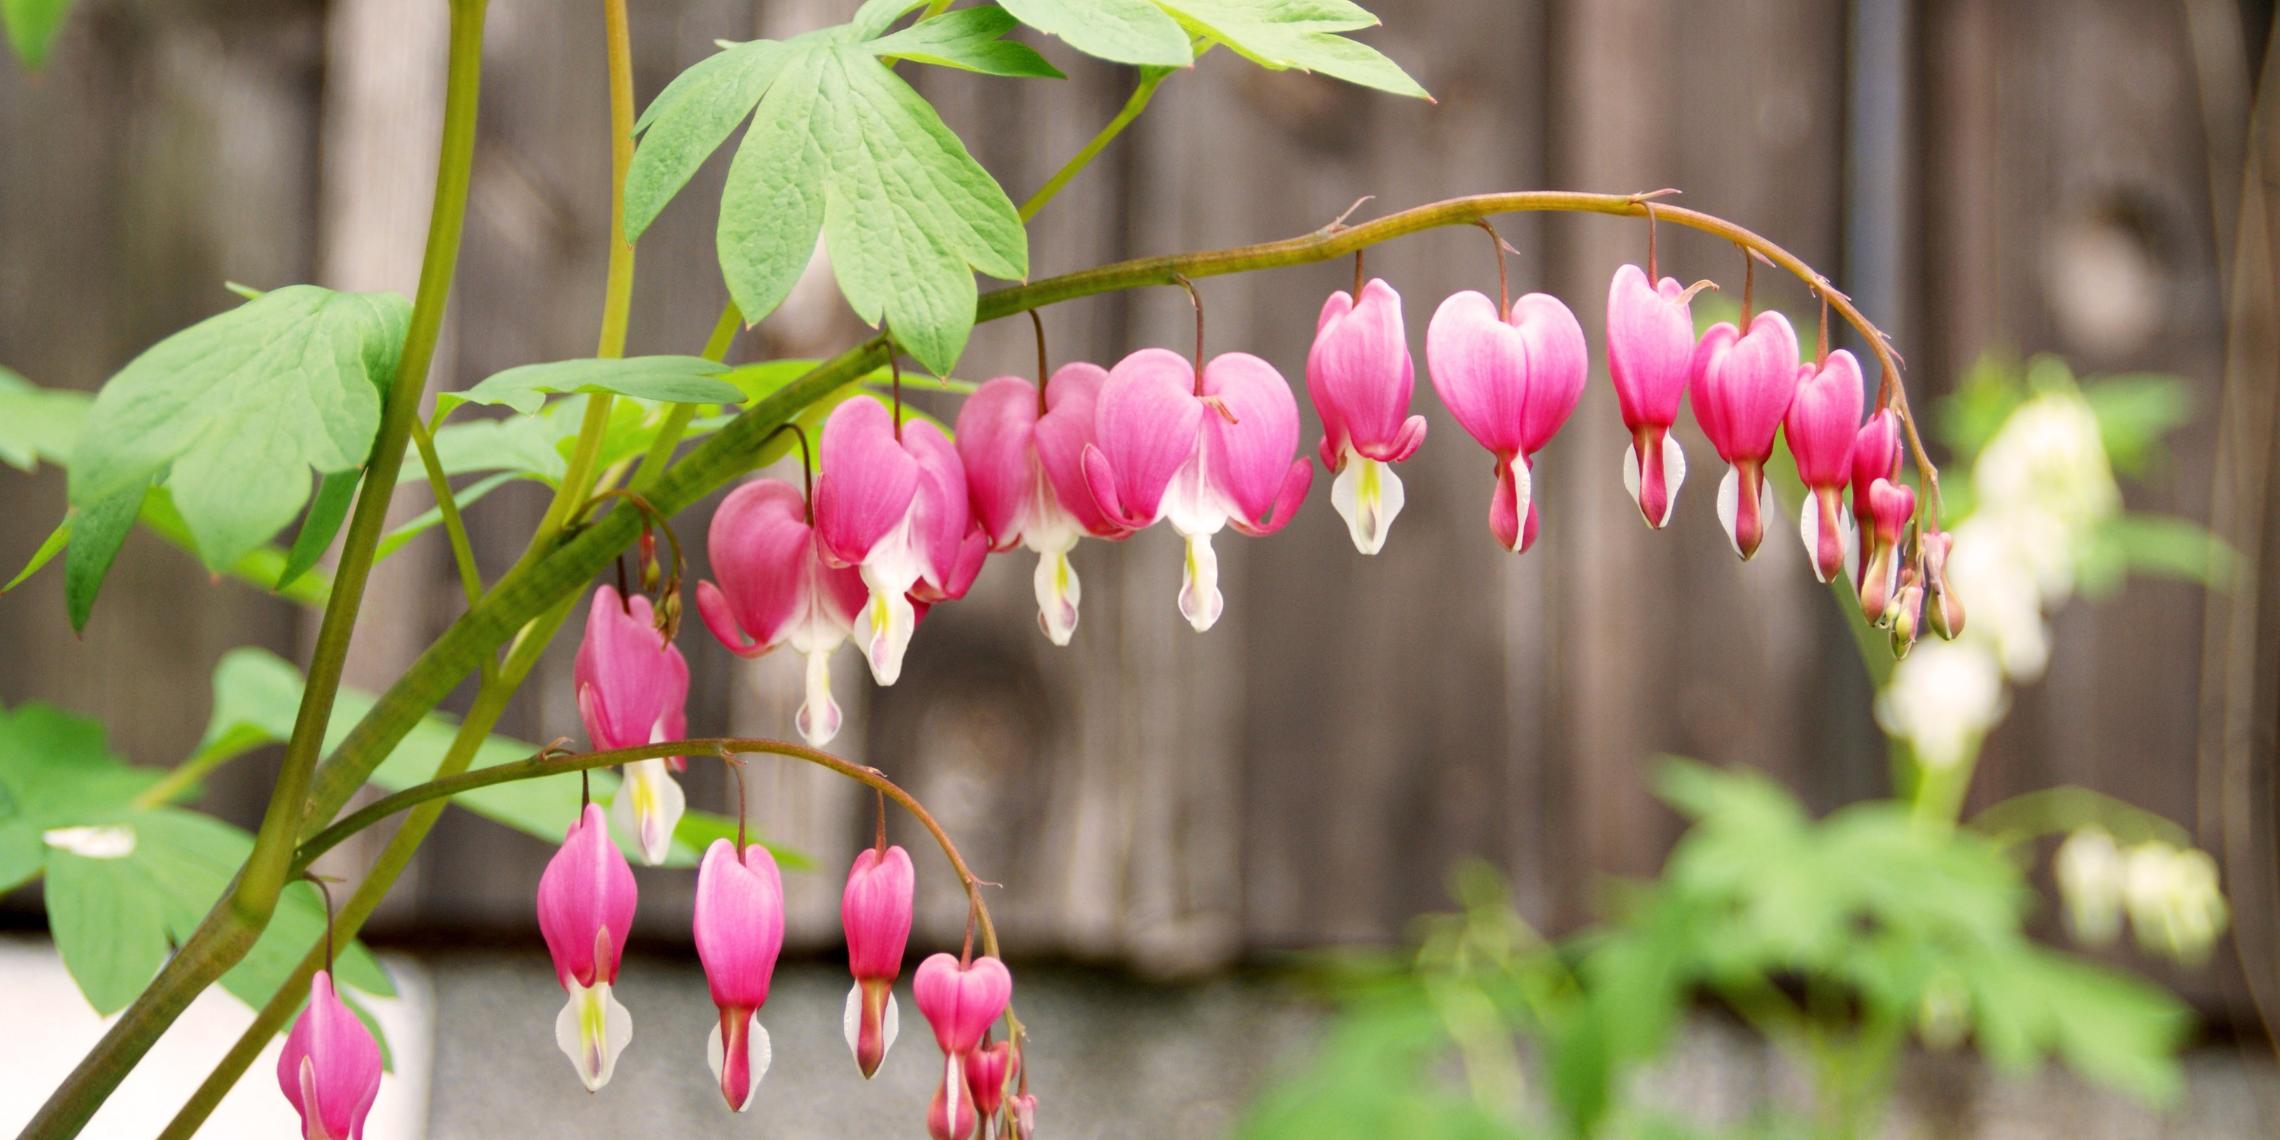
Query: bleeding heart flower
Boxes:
[
  {"xmin": 1307, "ymin": 278, "xmax": 1428, "ymax": 554},
  {"xmin": 1850, "ymin": 409, "xmax": 1903, "ymax": 579},
  {"xmin": 915, "ymin": 954, "xmax": 1012, "ymax": 1140},
  {"xmin": 1688, "ymin": 310, "xmax": 1800, "ymax": 558},
  {"xmin": 966, "ymin": 1039, "xmax": 1015, "ymax": 1125},
  {"xmin": 1607, "ymin": 263, "xmax": 1697, "ymax": 528},
  {"xmin": 1858, "ymin": 477, "xmax": 1917, "ymax": 619},
  {"xmin": 1922, "ymin": 527, "xmax": 1965, "ymax": 639},
  {"xmin": 575, "ymin": 586, "xmax": 688, "ymax": 866},
  {"xmin": 957, "ymin": 362, "xmax": 1122, "ymax": 645},
  {"xmin": 1785, "ymin": 350, "xmax": 1866, "ymax": 582},
  {"xmin": 277, "ymin": 971, "xmax": 382, "ymax": 1140},
  {"xmin": 694, "ymin": 840, "xmax": 784, "ymax": 1113},
  {"xmin": 841, "ymin": 844, "xmax": 915, "ymax": 1078},
  {"xmin": 536, "ymin": 803, "xmax": 639, "ymax": 1092},
  {"xmin": 1424, "ymin": 289, "xmax": 1588, "ymax": 554},
  {"xmin": 815, "ymin": 397, "xmax": 987, "ymax": 687},
  {"xmin": 1081, "ymin": 348, "xmax": 1313, "ymax": 632},
  {"xmin": 696, "ymin": 478, "xmax": 867, "ymax": 746}
]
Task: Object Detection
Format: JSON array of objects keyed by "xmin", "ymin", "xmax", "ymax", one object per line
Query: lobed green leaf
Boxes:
[
  {"xmin": 996, "ymin": 0, "xmax": 1194, "ymax": 67},
  {"xmin": 866, "ymin": 7, "xmax": 1065, "ymax": 78},
  {"xmin": 438, "ymin": 355, "xmax": 743, "ymax": 416}
]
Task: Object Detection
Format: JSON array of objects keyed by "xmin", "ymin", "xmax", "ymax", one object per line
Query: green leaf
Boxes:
[
  {"xmin": 277, "ymin": 469, "xmax": 362, "ymax": 590},
  {"xmin": 1156, "ymin": 0, "xmax": 1428, "ymax": 98},
  {"xmin": 64, "ymin": 483, "xmax": 145, "ymax": 633},
  {"xmin": 639, "ymin": 19, "xmax": 1029, "ymax": 374},
  {"xmin": 45, "ymin": 849, "xmax": 170, "ymax": 1014},
  {"xmin": 2, "ymin": 0, "xmax": 73, "ymax": 70},
  {"xmin": 439, "ymin": 356, "xmax": 742, "ymax": 416},
  {"xmin": 426, "ymin": 413, "xmax": 573, "ymax": 485},
  {"xmin": 68, "ymin": 285, "xmax": 410, "ymax": 571},
  {"xmin": 867, "ymin": 7, "xmax": 1066, "ymax": 78},
  {"xmin": 4, "ymin": 516, "xmax": 69, "ymax": 593},
  {"xmin": 2090, "ymin": 514, "xmax": 2237, "ymax": 591},
  {"xmin": 0, "ymin": 366, "xmax": 91, "ymax": 473},
  {"xmin": 997, "ymin": 0, "xmax": 1194, "ymax": 67},
  {"xmin": 623, "ymin": 40, "xmax": 792, "ymax": 242}
]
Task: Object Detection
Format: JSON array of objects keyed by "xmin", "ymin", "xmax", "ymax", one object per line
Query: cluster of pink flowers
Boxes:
[{"xmin": 693, "ymin": 261, "xmax": 1952, "ymax": 752}]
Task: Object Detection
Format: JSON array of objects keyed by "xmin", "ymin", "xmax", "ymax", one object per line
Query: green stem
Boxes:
[
  {"xmin": 533, "ymin": 0, "xmax": 638, "ymax": 541},
  {"xmin": 410, "ymin": 418, "xmax": 485, "ymax": 608},
  {"xmin": 630, "ymin": 300, "xmax": 741, "ymax": 488},
  {"xmin": 19, "ymin": 10, "xmax": 490, "ymax": 1137},
  {"xmin": 1019, "ymin": 68, "xmax": 1166, "ymax": 222},
  {"xmin": 156, "ymin": 596, "xmax": 574, "ymax": 1140}
]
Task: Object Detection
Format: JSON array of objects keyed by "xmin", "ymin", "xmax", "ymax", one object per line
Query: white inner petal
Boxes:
[
  {"xmin": 1031, "ymin": 547, "xmax": 1081, "ymax": 647},
  {"xmin": 706, "ymin": 1013, "xmax": 772, "ymax": 1113},
  {"xmin": 842, "ymin": 982, "xmax": 863, "ymax": 1063},
  {"xmin": 1330, "ymin": 453, "xmax": 1404, "ymax": 556},
  {"xmin": 798, "ymin": 648, "xmax": 842, "ymax": 747},
  {"xmin": 554, "ymin": 981, "xmax": 631, "ymax": 1093},
  {"xmin": 611, "ymin": 759, "xmax": 684, "ymax": 866},
  {"xmin": 1178, "ymin": 532, "xmax": 1224, "ymax": 633},
  {"xmin": 1508, "ymin": 456, "xmax": 1534, "ymax": 554},
  {"xmin": 854, "ymin": 586, "xmax": 917, "ymax": 687}
]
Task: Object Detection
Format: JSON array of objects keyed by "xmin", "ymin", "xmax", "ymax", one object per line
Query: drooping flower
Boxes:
[
  {"xmin": 1921, "ymin": 527, "xmax": 1965, "ymax": 639},
  {"xmin": 1606, "ymin": 264, "xmax": 1697, "ymax": 528},
  {"xmin": 536, "ymin": 802, "xmax": 639, "ymax": 1092},
  {"xmin": 1850, "ymin": 409, "xmax": 1903, "ymax": 579},
  {"xmin": 277, "ymin": 971, "xmax": 382, "ymax": 1140},
  {"xmin": 693, "ymin": 840, "xmax": 785, "ymax": 1113},
  {"xmin": 815, "ymin": 397, "xmax": 989, "ymax": 686},
  {"xmin": 1081, "ymin": 348, "xmax": 1313, "ymax": 632},
  {"xmin": 915, "ymin": 954, "xmax": 1013, "ymax": 1140},
  {"xmin": 575, "ymin": 586, "xmax": 689, "ymax": 866},
  {"xmin": 1784, "ymin": 350, "xmax": 1866, "ymax": 582},
  {"xmin": 1858, "ymin": 477, "xmax": 1917, "ymax": 619},
  {"xmin": 696, "ymin": 478, "xmax": 868, "ymax": 746},
  {"xmin": 1424, "ymin": 290, "xmax": 1588, "ymax": 553},
  {"xmin": 966, "ymin": 1039, "xmax": 1015, "ymax": 1128},
  {"xmin": 956, "ymin": 362, "xmax": 1123, "ymax": 645},
  {"xmin": 1306, "ymin": 278, "xmax": 1428, "ymax": 554},
  {"xmin": 1687, "ymin": 310, "xmax": 1800, "ymax": 558},
  {"xmin": 841, "ymin": 844, "xmax": 916, "ymax": 1078}
]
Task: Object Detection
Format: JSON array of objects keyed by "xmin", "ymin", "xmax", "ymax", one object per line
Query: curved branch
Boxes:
[{"xmin": 296, "ymin": 736, "xmax": 1001, "ymax": 957}]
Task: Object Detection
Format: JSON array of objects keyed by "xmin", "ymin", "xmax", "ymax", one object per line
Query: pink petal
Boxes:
[
  {"xmin": 913, "ymin": 953, "xmax": 1013, "ymax": 1056},
  {"xmin": 1850, "ymin": 408, "xmax": 1903, "ymax": 524},
  {"xmin": 1509, "ymin": 293, "xmax": 1588, "ymax": 454},
  {"xmin": 1089, "ymin": 348, "xmax": 1204, "ymax": 527},
  {"xmin": 1605, "ymin": 264, "xmax": 1694, "ymax": 430},
  {"xmin": 1033, "ymin": 362, "xmax": 1118, "ymax": 535},
  {"xmin": 1785, "ymin": 350, "xmax": 1865, "ymax": 488},
  {"xmin": 815, "ymin": 398, "xmax": 921, "ymax": 565},
  {"xmin": 573, "ymin": 587, "xmax": 689, "ymax": 751},
  {"xmin": 1228, "ymin": 459, "xmax": 1315, "ymax": 538},
  {"xmin": 901, "ymin": 420, "xmax": 974, "ymax": 594},
  {"xmin": 953, "ymin": 378, "xmax": 1041, "ymax": 550},
  {"xmin": 1425, "ymin": 290, "xmax": 1528, "ymax": 455},
  {"xmin": 278, "ymin": 971, "xmax": 382, "ymax": 1140},
  {"xmin": 1490, "ymin": 454, "xmax": 1541, "ymax": 553},
  {"xmin": 700, "ymin": 479, "xmax": 815, "ymax": 656},
  {"xmin": 1688, "ymin": 321, "xmax": 1740, "ymax": 457},
  {"xmin": 537, "ymin": 802, "xmax": 638, "ymax": 989},
  {"xmin": 842, "ymin": 845, "xmax": 915, "ymax": 983},
  {"xmin": 694, "ymin": 840, "xmax": 785, "ymax": 1012},
  {"xmin": 1306, "ymin": 279, "xmax": 1416, "ymax": 461},
  {"xmin": 1200, "ymin": 352, "xmax": 1304, "ymax": 524}
]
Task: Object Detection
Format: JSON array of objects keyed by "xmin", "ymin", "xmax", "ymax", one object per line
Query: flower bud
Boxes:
[
  {"xmin": 1606, "ymin": 264, "xmax": 1697, "ymax": 528},
  {"xmin": 277, "ymin": 971, "xmax": 382, "ymax": 1140},
  {"xmin": 967, "ymin": 1039, "xmax": 1014, "ymax": 1123},
  {"xmin": 1922, "ymin": 528, "xmax": 1966, "ymax": 640},
  {"xmin": 841, "ymin": 845, "xmax": 915, "ymax": 1078},
  {"xmin": 536, "ymin": 803, "xmax": 638, "ymax": 1090},
  {"xmin": 694, "ymin": 840, "xmax": 784, "ymax": 1112}
]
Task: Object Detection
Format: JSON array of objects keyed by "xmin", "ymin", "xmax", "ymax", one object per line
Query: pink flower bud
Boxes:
[
  {"xmin": 1424, "ymin": 290, "xmax": 1587, "ymax": 554},
  {"xmin": 694, "ymin": 839, "xmax": 784, "ymax": 1112},
  {"xmin": 575, "ymin": 586, "xmax": 690, "ymax": 866},
  {"xmin": 1080, "ymin": 349, "xmax": 1312, "ymax": 632},
  {"xmin": 915, "ymin": 953, "xmax": 1013, "ymax": 1057},
  {"xmin": 1858, "ymin": 477, "xmax": 1917, "ymax": 618},
  {"xmin": 1688, "ymin": 311, "xmax": 1800, "ymax": 558},
  {"xmin": 1784, "ymin": 350, "xmax": 1866, "ymax": 582},
  {"xmin": 1307, "ymin": 279, "xmax": 1428, "ymax": 554},
  {"xmin": 696, "ymin": 479, "xmax": 866, "ymax": 746},
  {"xmin": 967, "ymin": 1039, "xmax": 1014, "ymax": 1122},
  {"xmin": 815, "ymin": 398, "xmax": 984, "ymax": 686},
  {"xmin": 536, "ymin": 803, "xmax": 638, "ymax": 1091},
  {"xmin": 277, "ymin": 971, "xmax": 382, "ymax": 1140},
  {"xmin": 1606, "ymin": 264, "xmax": 1696, "ymax": 528},
  {"xmin": 841, "ymin": 845, "xmax": 915, "ymax": 1078},
  {"xmin": 1011, "ymin": 1091, "xmax": 1038, "ymax": 1139}
]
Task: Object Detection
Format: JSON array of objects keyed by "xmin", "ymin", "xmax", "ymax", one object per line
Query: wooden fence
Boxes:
[{"xmin": 1, "ymin": 0, "xmax": 2272, "ymax": 1027}]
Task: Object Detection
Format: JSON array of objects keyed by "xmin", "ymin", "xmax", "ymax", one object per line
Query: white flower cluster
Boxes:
[
  {"xmin": 2055, "ymin": 827, "xmax": 2230, "ymax": 964},
  {"xmin": 1874, "ymin": 389, "xmax": 2120, "ymax": 767}
]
